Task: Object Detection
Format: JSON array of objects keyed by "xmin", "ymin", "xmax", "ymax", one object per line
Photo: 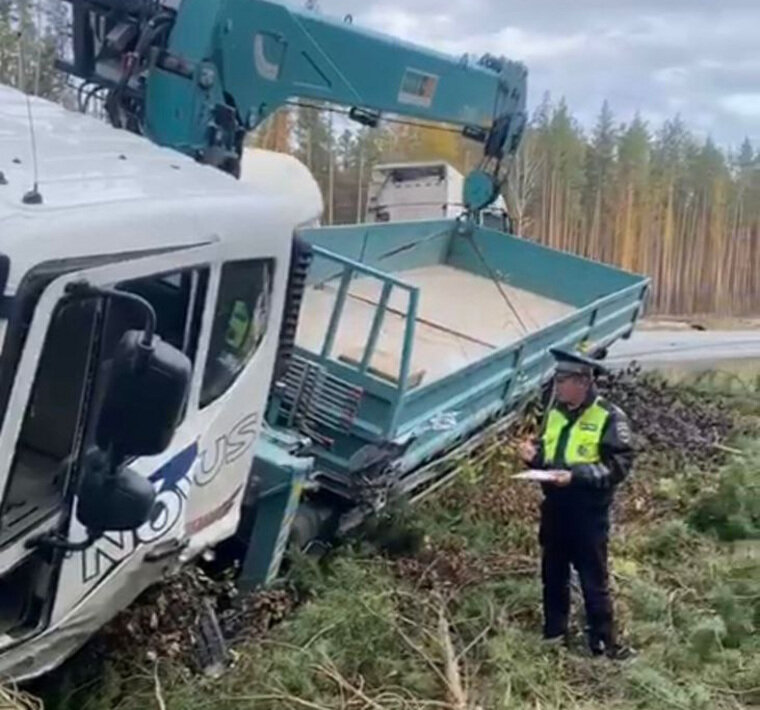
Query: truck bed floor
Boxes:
[{"xmin": 296, "ymin": 265, "xmax": 574, "ymax": 387}]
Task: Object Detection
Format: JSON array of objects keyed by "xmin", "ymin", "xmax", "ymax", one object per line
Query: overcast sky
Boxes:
[{"xmin": 316, "ymin": 0, "xmax": 759, "ymax": 148}]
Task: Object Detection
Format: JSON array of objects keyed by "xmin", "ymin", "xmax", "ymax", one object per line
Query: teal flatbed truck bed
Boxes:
[{"xmin": 241, "ymin": 219, "xmax": 649, "ymax": 585}]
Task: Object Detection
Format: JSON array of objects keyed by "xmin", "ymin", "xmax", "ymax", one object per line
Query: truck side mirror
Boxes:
[
  {"xmin": 96, "ymin": 329, "xmax": 192, "ymax": 460},
  {"xmin": 30, "ymin": 285, "xmax": 194, "ymax": 549},
  {"xmin": 75, "ymin": 329, "xmax": 191, "ymax": 535},
  {"xmin": 75, "ymin": 448, "xmax": 157, "ymax": 533}
]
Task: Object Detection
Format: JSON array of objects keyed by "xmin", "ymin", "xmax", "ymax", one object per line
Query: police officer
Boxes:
[{"xmin": 519, "ymin": 348, "xmax": 634, "ymax": 659}]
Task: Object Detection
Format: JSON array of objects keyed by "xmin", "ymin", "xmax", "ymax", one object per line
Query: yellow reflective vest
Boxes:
[{"xmin": 541, "ymin": 398, "xmax": 610, "ymax": 466}]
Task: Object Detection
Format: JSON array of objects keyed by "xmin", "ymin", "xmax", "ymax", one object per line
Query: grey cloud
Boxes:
[{"xmin": 316, "ymin": 0, "xmax": 760, "ymax": 146}]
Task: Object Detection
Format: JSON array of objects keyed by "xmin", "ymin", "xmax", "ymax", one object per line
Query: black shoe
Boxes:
[
  {"xmin": 607, "ymin": 644, "xmax": 637, "ymax": 661},
  {"xmin": 590, "ymin": 639, "xmax": 636, "ymax": 660}
]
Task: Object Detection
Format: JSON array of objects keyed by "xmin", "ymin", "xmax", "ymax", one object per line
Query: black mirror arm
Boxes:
[
  {"xmin": 65, "ymin": 281, "xmax": 157, "ymax": 349},
  {"xmin": 25, "ymin": 529, "xmax": 99, "ymax": 552}
]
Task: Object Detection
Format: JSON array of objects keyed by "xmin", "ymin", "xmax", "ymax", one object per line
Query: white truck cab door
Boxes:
[{"xmin": 0, "ymin": 242, "xmax": 219, "ymax": 650}]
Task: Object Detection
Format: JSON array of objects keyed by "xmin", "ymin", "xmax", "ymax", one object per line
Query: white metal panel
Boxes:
[
  {"xmin": 0, "ymin": 85, "xmax": 322, "ymax": 292},
  {"xmin": 366, "ymin": 162, "xmax": 452, "ymax": 223},
  {"xmin": 366, "ymin": 161, "xmax": 508, "ymax": 223},
  {"xmin": 445, "ymin": 166, "xmax": 463, "ymax": 219}
]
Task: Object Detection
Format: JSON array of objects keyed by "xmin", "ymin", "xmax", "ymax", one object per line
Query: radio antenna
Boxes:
[{"xmin": 17, "ymin": 29, "xmax": 43, "ymax": 205}]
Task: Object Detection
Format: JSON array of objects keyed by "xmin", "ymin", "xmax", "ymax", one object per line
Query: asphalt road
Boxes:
[{"xmin": 607, "ymin": 330, "xmax": 760, "ymax": 369}]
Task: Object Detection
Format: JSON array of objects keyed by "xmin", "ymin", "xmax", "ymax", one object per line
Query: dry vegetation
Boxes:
[{"xmin": 22, "ymin": 372, "xmax": 760, "ymax": 710}]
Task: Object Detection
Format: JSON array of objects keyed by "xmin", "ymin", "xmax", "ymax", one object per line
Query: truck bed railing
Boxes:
[{"xmin": 307, "ymin": 246, "xmax": 420, "ymax": 435}]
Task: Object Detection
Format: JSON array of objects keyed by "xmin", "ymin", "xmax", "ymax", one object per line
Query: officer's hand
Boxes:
[
  {"xmin": 518, "ymin": 439, "xmax": 537, "ymax": 463},
  {"xmin": 549, "ymin": 470, "xmax": 572, "ymax": 487}
]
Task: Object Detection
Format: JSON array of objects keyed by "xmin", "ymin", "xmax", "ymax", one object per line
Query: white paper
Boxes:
[{"xmin": 512, "ymin": 470, "xmax": 560, "ymax": 482}]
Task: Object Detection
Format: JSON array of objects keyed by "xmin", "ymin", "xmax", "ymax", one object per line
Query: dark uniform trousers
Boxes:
[{"xmin": 540, "ymin": 505, "xmax": 613, "ymax": 644}]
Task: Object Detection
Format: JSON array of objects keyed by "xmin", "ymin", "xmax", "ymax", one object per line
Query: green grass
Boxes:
[{"xmin": 40, "ymin": 387, "xmax": 760, "ymax": 710}]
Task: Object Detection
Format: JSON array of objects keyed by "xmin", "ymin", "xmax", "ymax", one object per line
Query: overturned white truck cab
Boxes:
[{"xmin": 0, "ymin": 85, "xmax": 322, "ymax": 678}]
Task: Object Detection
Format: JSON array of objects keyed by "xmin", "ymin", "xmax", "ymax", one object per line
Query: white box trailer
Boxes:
[{"xmin": 365, "ymin": 161, "xmax": 509, "ymax": 230}]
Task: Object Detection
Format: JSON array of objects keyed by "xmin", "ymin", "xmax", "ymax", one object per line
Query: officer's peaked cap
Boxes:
[{"xmin": 549, "ymin": 347, "xmax": 607, "ymax": 376}]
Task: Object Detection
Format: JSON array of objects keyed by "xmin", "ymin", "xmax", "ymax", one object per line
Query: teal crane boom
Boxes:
[{"xmin": 59, "ymin": 0, "xmax": 527, "ymax": 211}]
